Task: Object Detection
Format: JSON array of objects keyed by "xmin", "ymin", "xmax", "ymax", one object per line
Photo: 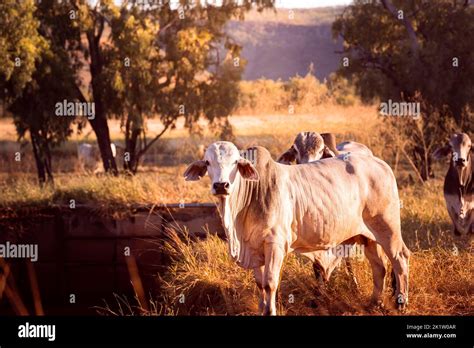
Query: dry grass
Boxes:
[
  {"xmin": 0, "ymin": 167, "xmax": 214, "ymax": 209},
  {"xmin": 0, "ymin": 104, "xmax": 377, "ymax": 143},
  {"xmin": 125, "ymin": 226, "xmax": 472, "ymax": 316}
]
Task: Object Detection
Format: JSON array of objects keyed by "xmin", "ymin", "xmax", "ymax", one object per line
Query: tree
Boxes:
[
  {"xmin": 333, "ymin": 0, "xmax": 474, "ymax": 180},
  {"xmin": 0, "ymin": 0, "xmax": 56, "ymax": 185},
  {"xmin": 9, "ymin": 50, "xmax": 79, "ymax": 184},
  {"xmin": 34, "ymin": 0, "xmax": 273, "ymax": 174},
  {"xmin": 1, "ymin": 0, "xmax": 274, "ymax": 180},
  {"xmin": 0, "ymin": 0, "xmax": 46, "ymax": 100},
  {"xmin": 99, "ymin": 0, "xmax": 272, "ymax": 173}
]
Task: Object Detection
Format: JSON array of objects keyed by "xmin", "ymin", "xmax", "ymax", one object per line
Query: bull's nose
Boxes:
[
  {"xmin": 213, "ymin": 182, "xmax": 230, "ymax": 195},
  {"xmin": 456, "ymin": 158, "xmax": 466, "ymax": 167}
]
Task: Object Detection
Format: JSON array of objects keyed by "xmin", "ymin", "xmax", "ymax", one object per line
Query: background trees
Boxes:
[
  {"xmin": 0, "ymin": 0, "xmax": 53, "ymax": 184},
  {"xmin": 333, "ymin": 0, "xmax": 474, "ymax": 181},
  {"xmin": 0, "ymin": 0, "xmax": 273, "ymax": 181},
  {"xmin": 67, "ymin": 0, "xmax": 272, "ymax": 175},
  {"xmin": 104, "ymin": 1, "xmax": 250, "ymax": 173}
]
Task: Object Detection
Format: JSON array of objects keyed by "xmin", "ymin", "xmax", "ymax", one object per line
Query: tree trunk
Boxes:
[
  {"xmin": 124, "ymin": 119, "xmax": 142, "ymax": 174},
  {"xmin": 86, "ymin": 22, "xmax": 118, "ymax": 176},
  {"xmin": 44, "ymin": 143, "xmax": 54, "ymax": 183},
  {"xmin": 30, "ymin": 130, "xmax": 54, "ymax": 186},
  {"xmin": 89, "ymin": 111, "xmax": 118, "ymax": 175}
]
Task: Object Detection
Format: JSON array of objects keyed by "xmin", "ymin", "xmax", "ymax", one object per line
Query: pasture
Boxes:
[{"xmin": 0, "ymin": 104, "xmax": 472, "ymax": 316}]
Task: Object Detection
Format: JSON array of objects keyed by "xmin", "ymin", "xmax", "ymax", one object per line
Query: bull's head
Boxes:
[
  {"xmin": 277, "ymin": 131, "xmax": 338, "ymax": 164},
  {"xmin": 183, "ymin": 141, "xmax": 259, "ymax": 196},
  {"xmin": 433, "ymin": 133, "xmax": 472, "ymax": 187}
]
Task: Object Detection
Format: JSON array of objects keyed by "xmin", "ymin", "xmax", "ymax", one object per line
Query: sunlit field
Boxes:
[
  {"xmin": 1, "ymin": 104, "xmax": 380, "ymax": 207},
  {"xmin": 1, "ymin": 104, "xmax": 471, "ymax": 316}
]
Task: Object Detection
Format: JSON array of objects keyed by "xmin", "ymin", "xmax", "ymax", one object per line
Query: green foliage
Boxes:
[
  {"xmin": 0, "ymin": 0, "xmax": 80, "ymax": 183},
  {"xmin": 9, "ymin": 50, "xmax": 78, "ymax": 146},
  {"xmin": 0, "ymin": 0, "xmax": 275, "ymax": 178},
  {"xmin": 98, "ymin": 1, "xmax": 268, "ymax": 172},
  {"xmin": 0, "ymin": 0, "xmax": 48, "ymax": 100},
  {"xmin": 333, "ymin": 0, "xmax": 474, "ymax": 122},
  {"xmin": 238, "ymin": 78, "xmax": 285, "ymax": 114}
]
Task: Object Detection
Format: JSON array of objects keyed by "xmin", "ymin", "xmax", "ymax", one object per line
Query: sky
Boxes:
[{"xmin": 274, "ymin": 0, "xmax": 353, "ymax": 8}]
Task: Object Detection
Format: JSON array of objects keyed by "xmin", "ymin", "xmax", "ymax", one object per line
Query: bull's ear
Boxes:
[
  {"xmin": 432, "ymin": 145, "xmax": 451, "ymax": 160},
  {"xmin": 183, "ymin": 160, "xmax": 207, "ymax": 181},
  {"xmin": 277, "ymin": 147, "xmax": 297, "ymax": 164},
  {"xmin": 321, "ymin": 133, "xmax": 339, "ymax": 156},
  {"xmin": 237, "ymin": 158, "xmax": 259, "ymax": 181},
  {"xmin": 321, "ymin": 145, "xmax": 336, "ymax": 159}
]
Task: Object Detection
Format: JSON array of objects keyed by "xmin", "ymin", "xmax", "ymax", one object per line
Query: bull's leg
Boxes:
[
  {"xmin": 382, "ymin": 241, "xmax": 410, "ymax": 309},
  {"xmin": 263, "ymin": 242, "xmax": 285, "ymax": 316},
  {"xmin": 390, "ymin": 269, "xmax": 397, "ymax": 296},
  {"xmin": 364, "ymin": 215, "xmax": 410, "ymax": 310},
  {"xmin": 368, "ymin": 231, "xmax": 410, "ymax": 308},
  {"xmin": 364, "ymin": 240, "xmax": 386, "ymax": 305},
  {"xmin": 78, "ymin": 160, "xmax": 85, "ymax": 173},
  {"xmin": 253, "ymin": 265, "xmax": 266, "ymax": 314},
  {"xmin": 390, "ymin": 242, "xmax": 410, "ymax": 310}
]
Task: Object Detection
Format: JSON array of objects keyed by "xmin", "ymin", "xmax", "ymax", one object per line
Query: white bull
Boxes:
[
  {"xmin": 185, "ymin": 142, "xmax": 410, "ymax": 315},
  {"xmin": 277, "ymin": 132, "xmax": 377, "ymax": 288}
]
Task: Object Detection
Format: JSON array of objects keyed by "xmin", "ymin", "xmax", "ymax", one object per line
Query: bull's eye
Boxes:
[{"xmin": 205, "ymin": 160, "xmax": 210, "ymax": 166}]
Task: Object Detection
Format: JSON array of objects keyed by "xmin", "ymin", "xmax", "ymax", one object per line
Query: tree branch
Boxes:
[
  {"xmin": 400, "ymin": 142, "xmax": 425, "ymax": 184},
  {"xmin": 73, "ymin": 83, "xmax": 88, "ymax": 103},
  {"xmin": 137, "ymin": 121, "xmax": 171, "ymax": 157},
  {"xmin": 381, "ymin": 0, "xmax": 420, "ymax": 55}
]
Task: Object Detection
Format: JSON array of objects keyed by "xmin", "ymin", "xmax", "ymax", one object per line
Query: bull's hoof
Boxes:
[
  {"xmin": 370, "ymin": 298, "xmax": 384, "ymax": 307},
  {"xmin": 397, "ymin": 303, "xmax": 408, "ymax": 313},
  {"xmin": 366, "ymin": 297, "xmax": 384, "ymax": 312},
  {"xmin": 396, "ymin": 295, "xmax": 408, "ymax": 312}
]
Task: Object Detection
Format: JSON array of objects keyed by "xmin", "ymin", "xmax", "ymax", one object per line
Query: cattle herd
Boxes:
[{"xmin": 184, "ymin": 131, "xmax": 473, "ymax": 316}]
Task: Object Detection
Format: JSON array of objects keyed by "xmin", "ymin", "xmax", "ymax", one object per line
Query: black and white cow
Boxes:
[{"xmin": 433, "ymin": 133, "xmax": 473, "ymax": 235}]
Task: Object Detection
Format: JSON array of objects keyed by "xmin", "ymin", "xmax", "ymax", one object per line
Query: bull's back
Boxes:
[{"xmin": 284, "ymin": 154, "xmax": 398, "ymax": 247}]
